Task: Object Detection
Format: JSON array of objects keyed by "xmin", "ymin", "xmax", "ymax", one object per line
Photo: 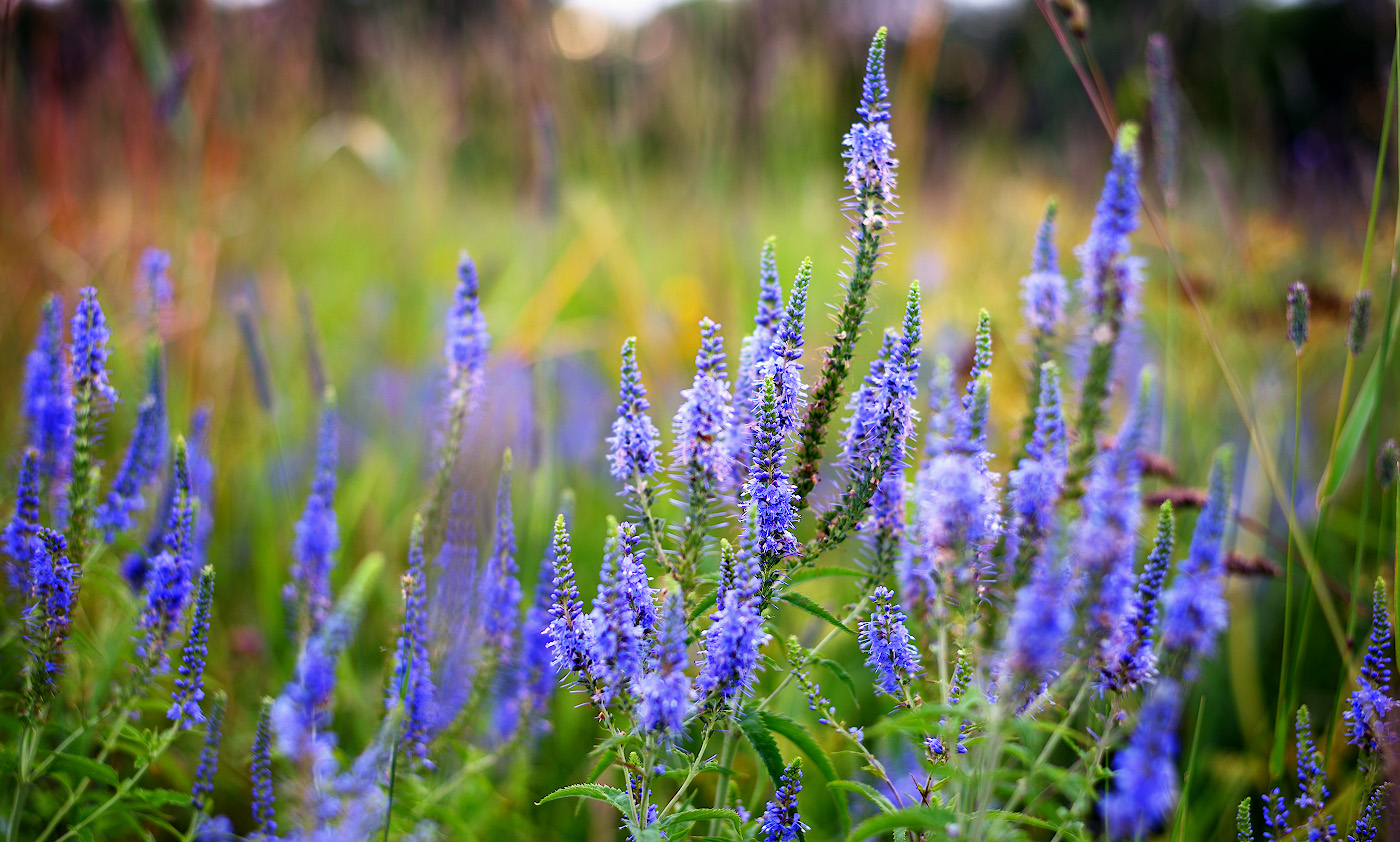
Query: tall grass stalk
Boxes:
[{"xmin": 1270, "ymin": 353, "xmax": 1303, "ymax": 775}]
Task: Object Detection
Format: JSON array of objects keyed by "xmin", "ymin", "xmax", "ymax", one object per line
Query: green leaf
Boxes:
[
  {"xmin": 845, "ymin": 805, "xmax": 957, "ymax": 842},
  {"xmin": 48, "ymin": 752, "xmax": 119, "ymax": 788},
  {"xmin": 779, "ymin": 593, "xmax": 852, "ymax": 634},
  {"xmin": 758, "ymin": 714, "xmax": 835, "ymax": 780},
  {"xmin": 738, "ymin": 709, "xmax": 785, "ymax": 785},
  {"xmin": 985, "ymin": 810, "xmax": 1061, "ymax": 832},
  {"xmin": 814, "ymin": 657, "xmax": 858, "ymax": 699},
  {"xmin": 585, "ymin": 749, "xmax": 615, "ymax": 784},
  {"xmin": 784, "ymin": 566, "xmax": 864, "ymax": 585},
  {"xmin": 1323, "ymin": 293, "xmax": 1400, "ymax": 501},
  {"xmin": 128, "ymin": 788, "xmax": 193, "ymax": 809},
  {"xmin": 759, "ymin": 712, "xmax": 849, "ymax": 837},
  {"xmin": 537, "ymin": 783, "xmax": 629, "ymax": 812},
  {"xmin": 689, "ymin": 592, "xmax": 719, "ymax": 622},
  {"xmin": 655, "ymin": 763, "xmax": 734, "ymax": 782},
  {"xmin": 661, "ymin": 808, "xmax": 744, "ymax": 834},
  {"xmin": 828, "ymin": 780, "xmax": 895, "ymax": 814}
]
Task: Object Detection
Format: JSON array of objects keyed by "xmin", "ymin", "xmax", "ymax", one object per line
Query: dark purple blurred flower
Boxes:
[{"xmin": 22, "ymin": 295, "xmax": 73, "ymax": 481}]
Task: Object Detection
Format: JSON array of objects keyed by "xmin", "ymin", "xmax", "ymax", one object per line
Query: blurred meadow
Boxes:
[{"xmin": 1, "ymin": 0, "xmax": 1399, "ymax": 839}]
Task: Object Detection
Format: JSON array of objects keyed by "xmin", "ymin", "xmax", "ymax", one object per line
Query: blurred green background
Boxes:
[{"xmin": 1, "ymin": 0, "xmax": 1398, "ymax": 838}]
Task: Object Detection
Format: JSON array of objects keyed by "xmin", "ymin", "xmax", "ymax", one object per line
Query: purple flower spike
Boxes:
[
  {"xmin": 289, "ymin": 392, "xmax": 340, "ymax": 634},
  {"xmin": 1001, "ymin": 535, "xmax": 1072, "ymax": 703},
  {"xmin": 447, "ymin": 251, "xmax": 491, "ymax": 395},
  {"xmin": 545, "ymin": 515, "xmax": 594, "ymax": 682},
  {"xmin": 136, "ymin": 438, "xmax": 197, "ymax": 672},
  {"xmin": 923, "ymin": 356, "xmax": 955, "ymax": 459},
  {"xmin": 1101, "ymin": 502, "xmax": 1174, "ymax": 693},
  {"xmin": 1005, "ymin": 361, "xmax": 1066, "ymax": 564},
  {"xmin": 1344, "ymin": 578, "xmax": 1394, "ymax": 756},
  {"xmin": 25, "ymin": 528, "xmax": 77, "ymax": 699},
  {"xmin": 672, "ymin": 317, "xmax": 733, "ymax": 484},
  {"xmin": 4, "ymin": 449, "xmax": 43, "ymax": 595},
  {"xmin": 727, "ymin": 238, "xmax": 784, "ymax": 488},
  {"xmin": 634, "ymin": 590, "xmax": 692, "ymax": 740},
  {"xmin": 483, "ymin": 451, "xmax": 522, "ymax": 654},
  {"xmin": 98, "ymin": 346, "xmax": 168, "ymax": 541},
  {"xmin": 696, "ymin": 540, "xmax": 768, "ymax": 703},
  {"xmin": 169, "ymin": 566, "xmax": 214, "ymax": 727},
  {"xmin": 1346, "ymin": 786, "xmax": 1385, "ymax": 842},
  {"xmin": 1292, "ymin": 705, "xmax": 1334, "ymax": 837},
  {"xmin": 137, "ymin": 248, "xmax": 176, "ymax": 331},
  {"xmin": 843, "ymin": 28, "xmax": 898, "ymax": 220},
  {"xmin": 1078, "ymin": 125, "xmax": 1143, "ymax": 326},
  {"xmin": 71, "ymin": 286, "xmax": 118, "ymax": 407},
  {"xmin": 761, "ymin": 259, "xmax": 811, "ymax": 438},
  {"xmin": 841, "ymin": 330, "xmax": 902, "ymax": 468},
  {"xmin": 389, "ymin": 516, "xmax": 438, "ymax": 766},
  {"xmin": 506, "ymin": 548, "xmax": 558, "ymax": 740},
  {"xmin": 607, "ymin": 337, "xmax": 662, "ymax": 484},
  {"xmin": 22, "ymin": 295, "xmax": 73, "ymax": 480},
  {"xmin": 859, "ymin": 585, "xmax": 920, "ymax": 697},
  {"xmin": 250, "ymin": 699, "xmax": 277, "ymax": 841},
  {"xmin": 744, "ymin": 377, "xmax": 798, "ymax": 568},
  {"xmin": 191, "ymin": 692, "xmax": 225, "ymax": 812},
  {"xmin": 1101, "ymin": 679, "xmax": 1182, "ymax": 840},
  {"xmin": 1159, "ymin": 446, "xmax": 1234, "ymax": 667},
  {"xmin": 1022, "ymin": 201, "xmax": 1068, "ymax": 337},
  {"xmin": 1072, "ymin": 369, "xmax": 1152, "ymax": 664},
  {"xmin": 588, "ymin": 523, "xmax": 651, "ymax": 707},
  {"xmin": 761, "ymin": 760, "xmax": 808, "ymax": 842}
]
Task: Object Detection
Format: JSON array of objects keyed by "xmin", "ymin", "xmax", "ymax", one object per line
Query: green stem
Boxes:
[
  {"xmin": 1271, "ymin": 354, "xmax": 1302, "ymax": 776},
  {"xmin": 791, "ymin": 216, "xmax": 885, "ymax": 511},
  {"xmin": 33, "ymin": 704, "xmax": 135, "ymax": 842},
  {"xmin": 1046, "ymin": 715, "xmax": 1116, "ymax": 842},
  {"xmin": 661, "ymin": 714, "xmax": 718, "ymax": 815},
  {"xmin": 707, "ymin": 712, "xmax": 741, "ymax": 838},
  {"xmin": 999, "ymin": 679, "xmax": 1093, "ymax": 817},
  {"xmin": 631, "ymin": 475, "xmax": 671, "ymax": 583},
  {"xmin": 424, "ymin": 377, "xmax": 474, "ymax": 548},
  {"xmin": 50, "ymin": 728, "xmax": 179, "ymax": 842},
  {"xmin": 6, "ymin": 728, "xmax": 36, "ymax": 842}
]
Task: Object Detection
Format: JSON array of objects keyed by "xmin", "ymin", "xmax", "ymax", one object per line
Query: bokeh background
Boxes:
[{"xmin": 1, "ymin": 0, "xmax": 1398, "ymax": 838}]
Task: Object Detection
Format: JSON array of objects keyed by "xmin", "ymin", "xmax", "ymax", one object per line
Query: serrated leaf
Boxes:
[
  {"xmin": 738, "ymin": 709, "xmax": 785, "ymax": 786},
  {"xmin": 845, "ymin": 805, "xmax": 957, "ymax": 842},
  {"xmin": 784, "ymin": 566, "xmax": 864, "ymax": 585},
  {"xmin": 758, "ymin": 714, "xmax": 834, "ymax": 780},
  {"xmin": 779, "ymin": 593, "xmax": 852, "ymax": 634},
  {"xmin": 633, "ymin": 827, "xmax": 666, "ymax": 842},
  {"xmin": 661, "ymin": 808, "xmax": 744, "ymax": 833},
  {"xmin": 538, "ymin": 783, "xmax": 629, "ymax": 812},
  {"xmin": 814, "ymin": 657, "xmax": 858, "ymax": 699},
  {"xmin": 48, "ymin": 752, "xmax": 119, "ymax": 787},
  {"xmin": 828, "ymin": 780, "xmax": 895, "ymax": 814},
  {"xmin": 689, "ymin": 592, "xmax": 719, "ymax": 622}
]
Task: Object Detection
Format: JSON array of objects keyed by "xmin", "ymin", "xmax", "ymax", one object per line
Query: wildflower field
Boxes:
[{"xmin": 0, "ymin": 2, "xmax": 1398, "ymax": 841}]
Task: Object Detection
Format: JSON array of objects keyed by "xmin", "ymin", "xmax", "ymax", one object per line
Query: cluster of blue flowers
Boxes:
[{"xmin": 3, "ymin": 22, "xmax": 1395, "ymax": 842}]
